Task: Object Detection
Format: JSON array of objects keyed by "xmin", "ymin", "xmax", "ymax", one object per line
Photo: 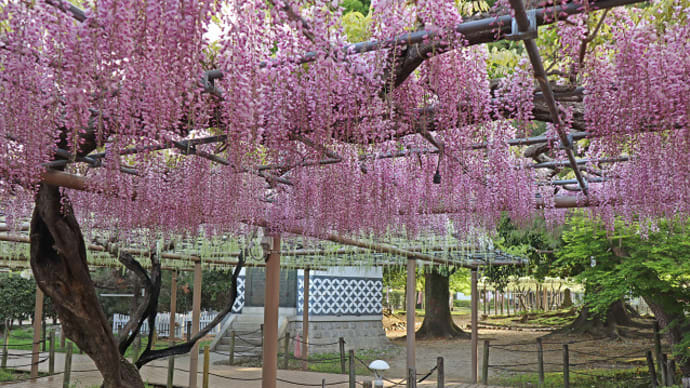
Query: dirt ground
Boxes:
[{"xmin": 380, "ymin": 313, "xmax": 662, "ymax": 384}]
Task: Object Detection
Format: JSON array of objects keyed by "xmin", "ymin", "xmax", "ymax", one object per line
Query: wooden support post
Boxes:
[
  {"xmin": 31, "ymin": 286, "xmax": 44, "ymax": 379},
  {"xmin": 667, "ymin": 359, "xmax": 676, "ymax": 386},
  {"xmin": 339, "ymin": 337, "xmax": 346, "ymax": 374},
  {"xmin": 229, "ymin": 331, "xmax": 235, "ymax": 365},
  {"xmin": 348, "ymin": 350, "xmax": 356, "ymax": 388},
  {"xmin": 283, "ymin": 332, "xmax": 290, "ymax": 369},
  {"xmin": 537, "ymin": 338, "xmax": 544, "ymax": 387},
  {"xmin": 647, "ymin": 350, "xmax": 659, "ymax": 388},
  {"xmin": 471, "ymin": 269, "xmax": 479, "ymax": 383},
  {"xmin": 437, "ymin": 356, "xmax": 444, "ymax": 388},
  {"xmin": 482, "ymin": 285, "xmax": 487, "ymax": 315},
  {"xmin": 62, "ymin": 343, "xmax": 73, "ymax": 388},
  {"xmin": 170, "ymin": 270, "xmax": 177, "ymax": 340},
  {"xmin": 406, "ymin": 258, "xmax": 416, "ymax": 374},
  {"xmin": 49, "ymin": 330, "xmax": 55, "ymax": 375},
  {"xmin": 408, "ymin": 367, "xmax": 416, "ymax": 388},
  {"xmin": 262, "ymin": 234, "xmax": 281, "ymax": 388},
  {"xmin": 563, "ymin": 344, "xmax": 570, "ymax": 388},
  {"xmin": 303, "ymin": 268, "xmax": 310, "ymax": 371},
  {"xmin": 1, "ymin": 321, "xmax": 9, "ymax": 369},
  {"xmin": 655, "ymin": 321, "xmax": 664, "ymax": 385},
  {"xmin": 202, "ymin": 345, "xmax": 210, "ymax": 388},
  {"xmin": 188, "ymin": 260, "xmax": 203, "ymax": 388},
  {"xmin": 167, "ymin": 342, "xmax": 175, "ymax": 388},
  {"xmin": 500, "ymin": 292, "xmax": 504, "ymax": 315},
  {"xmin": 482, "ymin": 340, "xmax": 490, "ymax": 385}
]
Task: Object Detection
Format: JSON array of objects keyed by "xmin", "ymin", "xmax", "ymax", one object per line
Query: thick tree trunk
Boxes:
[
  {"xmin": 30, "ymin": 183, "xmax": 145, "ymax": 388},
  {"xmin": 416, "ymin": 269, "xmax": 469, "ymax": 339},
  {"xmin": 556, "ymin": 299, "xmax": 633, "ymax": 337},
  {"xmin": 560, "ymin": 288, "xmax": 573, "ymax": 308},
  {"xmin": 644, "ymin": 294, "xmax": 690, "ymax": 379}
]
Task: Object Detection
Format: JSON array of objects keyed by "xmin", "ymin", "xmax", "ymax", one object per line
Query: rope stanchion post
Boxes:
[
  {"xmin": 283, "ymin": 332, "xmax": 290, "ymax": 369},
  {"xmin": 437, "ymin": 356, "xmax": 444, "ymax": 388},
  {"xmin": 31, "ymin": 286, "xmax": 44, "ymax": 379},
  {"xmin": 339, "ymin": 337, "xmax": 346, "ymax": 374},
  {"xmin": 348, "ymin": 350, "xmax": 355, "ymax": 388},
  {"xmin": 647, "ymin": 350, "xmax": 659, "ymax": 388},
  {"xmin": 482, "ymin": 341, "xmax": 489, "ymax": 385},
  {"xmin": 167, "ymin": 342, "xmax": 175, "ymax": 388},
  {"xmin": 49, "ymin": 329, "xmax": 55, "ymax": 375},
  {"xmin": 202, "ymin": 345, "xmax": 210, "ymax": 388},
  {"xmin": 562, "ymin": 344, "xmax": 569, "ymax": 388},
  {"xmin": 536, "ymin": 337, "xmax": 544, "ymax": 387},
  {"xmin": 62, "ymin": 342, "xmax": 73, "ymax": 388},
  {"xmin": 1, "ymin": 320, "xmax": 8, "ymax": 369},
  {"xmin": 229, "ymin": 330, "xmax": 235, "ymax": 365},
  {"xmin": 321, "ymin": 378, "xmax": 326, "ymax": 388}
]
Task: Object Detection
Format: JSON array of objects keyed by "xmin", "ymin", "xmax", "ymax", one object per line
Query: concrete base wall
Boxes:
[{"xmin": 286, "ymin": 316, "xmax": 389, "ymax": 354}]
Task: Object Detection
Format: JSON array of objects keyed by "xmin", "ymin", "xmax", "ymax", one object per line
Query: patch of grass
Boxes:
[
  {"xmin": 0, "ymin": 368, "xmax": 47, "ymax": 382},
  {"xmin": 494, "ymin": 367, "xmax": 662, "ymax": 388},
  {"xmin": 482, "ymin": 308, "xmax": 578, "ymax": 327},
  {"xmin": 5, "ymin": 326, "xmax": 211, "ymax": 360},
  {"xmin": 233, "ymin": 347, "xmax": 395, "ymax": 376}
]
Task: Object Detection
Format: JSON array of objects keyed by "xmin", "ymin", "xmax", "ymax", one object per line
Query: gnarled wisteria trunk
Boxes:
[{"xmin": 30, "ymin": 183, "xmax": 145, "ymax": 388}]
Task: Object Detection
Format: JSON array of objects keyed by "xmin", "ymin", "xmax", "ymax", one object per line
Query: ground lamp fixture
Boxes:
[{"xmin": 368, "ymin": 359, "xmax": 390, "ymax": 388}]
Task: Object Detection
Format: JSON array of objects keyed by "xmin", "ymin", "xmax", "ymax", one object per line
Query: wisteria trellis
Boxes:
[
  {"xmin": 2, "ymin": 0, "xmax": 687, "ymax": 240},
  {"xmin": 2, "ymin": 0, "xmax": 689, "ymax": 386}
]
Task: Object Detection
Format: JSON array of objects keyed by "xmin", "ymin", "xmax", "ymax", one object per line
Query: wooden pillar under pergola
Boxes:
[
  {"xmin": 302, "ymin": 267, "xmax": 310, "ymax": 371},
  {"xmin": 188, "ymin": 260, "xmax": 203, "ymax": 388},
  {"xmin": 406, "ymin": 258, "xmax": 416, "ymax": 374},
  {"xmin": 471, "ymin": 269, "xmax": 479, "ymax": 384},
  {"xmin": 262, "ymin": 234, "xmax": 281, "ymax": 388}
]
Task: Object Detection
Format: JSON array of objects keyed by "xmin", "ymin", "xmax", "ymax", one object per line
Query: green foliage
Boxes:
[
  {"xmin": 0, "ymin": 273, "xmax": 36, "ymax": 326},
  {"xmin": 490, "ymin": 214, "xmax": 562, "ymax": 289},
  {"xmin": 556, "ymin": 215, "xmax": 690, "ymax": 361},
  {"xmin": 495, "ymin": 367, "xmax": 655, "ymax": 388},
  {"xmin": 341, "ymin": 10, "xmax": 371, "ymax": 42},
  {"xmin": 341, "ymin": 0, "xmax": 370, "ymax": 15}
]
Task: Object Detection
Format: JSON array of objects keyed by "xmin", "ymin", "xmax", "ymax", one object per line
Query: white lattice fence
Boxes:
[{"xmin": 112, "ymin": 311, "xmax": 222, "ymax": 338}]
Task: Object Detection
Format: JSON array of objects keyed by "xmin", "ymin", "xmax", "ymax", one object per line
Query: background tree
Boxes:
[
  {"xmin": 555, "ymin": 215, "xmax": 690, "ymax": 375},
  {"xmin": 416, "ymin": 266, "xmax": 469, "ymax": 338}
]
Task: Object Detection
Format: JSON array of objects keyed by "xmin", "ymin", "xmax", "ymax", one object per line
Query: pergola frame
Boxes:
[{"xmin": 3, "ymin": 0, "xmax": 664, "ymax": 386}]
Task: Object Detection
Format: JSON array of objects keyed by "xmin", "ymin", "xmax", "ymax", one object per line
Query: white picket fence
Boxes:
[{"xmin": 112, "ymin": 311, "xmax": 221, "ymax": 338}]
